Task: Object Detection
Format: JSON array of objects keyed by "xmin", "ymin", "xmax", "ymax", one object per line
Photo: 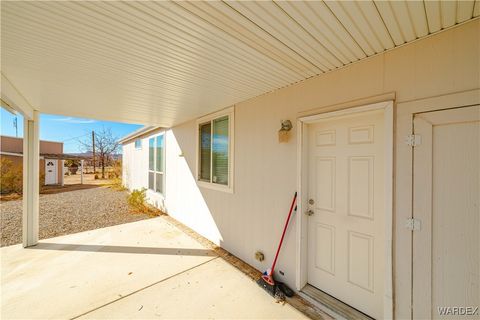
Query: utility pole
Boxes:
[
  {"xmin": 13, "ymin": 116, "xmax": 18, "ymax": 137},
  {"xmin": 92, "ymin": 130, "xmax": 96, "ymax": 174}
]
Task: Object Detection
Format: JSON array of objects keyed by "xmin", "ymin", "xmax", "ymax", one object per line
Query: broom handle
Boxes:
[{"xmin": 271, "ymin": 192, "xmax": 297, "ymax": 273}]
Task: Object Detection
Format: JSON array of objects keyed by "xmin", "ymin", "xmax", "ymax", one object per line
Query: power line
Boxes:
[
  {"xmin": 61, "ymin": 132, "xmax": 90, "ymax": 142},
  {"xmin": 13, "ymin": 116, "xmax": 18, "ymax": 137}
]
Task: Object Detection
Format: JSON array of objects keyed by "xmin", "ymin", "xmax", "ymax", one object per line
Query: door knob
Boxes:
[
  {"xmin": 308, "ymin": 199, "xmax": 315, "ymax": 205},
  {"xmin": 305, "ymin": 209, "xmax": 314, "ymax": 216}
]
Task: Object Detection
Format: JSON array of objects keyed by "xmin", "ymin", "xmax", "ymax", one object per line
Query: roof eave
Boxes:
[{"xmin": 118, "ymin": 126, "xmax": 162, "ymax": 144}]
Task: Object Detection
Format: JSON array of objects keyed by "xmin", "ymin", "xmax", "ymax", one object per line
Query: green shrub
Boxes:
[
  {"xmin": 0, "ymin": 158, "xmax": 23, "ymax": 194},
  {"xmin": 111, "ymin": 160, "xmax": 122, "ymax": 179},
  {"xmin": 127, "ymin": 188, "xmax": 148, "ymax": 213},
  {"xmin": 110, "ymin": 177, "xmax": 127, "ymax": 191}
]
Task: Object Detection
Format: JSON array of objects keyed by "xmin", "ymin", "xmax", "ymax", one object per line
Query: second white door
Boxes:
[
  {"xmin": 307, "ymin": 109, "xmax": 386, "ymax": 319},
  {"xmin": 413, "ymin": 105, "xmax": 479, "ymax": 319},
  {"xmin": 45, "ymin": 159, "xmax": 58, "ymax": 185}
]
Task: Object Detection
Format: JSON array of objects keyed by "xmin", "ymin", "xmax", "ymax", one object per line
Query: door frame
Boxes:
[
  {"xmin": 295, "ymin": 100, "xmax": 394, "ymax": 319},
  {"xmin": 44, "ymin": 158, "xmax": 58, "ymax": 185}
]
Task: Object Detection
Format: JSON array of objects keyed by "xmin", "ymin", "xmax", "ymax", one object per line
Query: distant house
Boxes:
[{"xmin": 0, "ymin": 135, "xmax": 63, "ymax": 185}]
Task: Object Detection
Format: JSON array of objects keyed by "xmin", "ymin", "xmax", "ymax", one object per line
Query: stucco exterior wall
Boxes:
[
  {"xmin": 0, "ymin": 135, "xmax": 63, "ymax": 154},
  {"xmin": 122, "ymin": 20, "xmax": 480, "ymax": 319},
  {"xmin": 0, "ymin": 135, "xmax": 64, "ymax": 185},
  {"xmin": 0, "ymin": 155, "xmax": 49, "ymax": 186}
]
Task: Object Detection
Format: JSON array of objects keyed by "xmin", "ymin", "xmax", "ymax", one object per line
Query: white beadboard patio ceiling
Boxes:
[{"xmin": 2, "ymin": 1, "xmax": 479, "ymax": 126}]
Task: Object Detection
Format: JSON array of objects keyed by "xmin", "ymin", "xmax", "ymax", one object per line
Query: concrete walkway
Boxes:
[{"xmin": 1, "ymin": 217, "xmax": 309, "ymax": 319}]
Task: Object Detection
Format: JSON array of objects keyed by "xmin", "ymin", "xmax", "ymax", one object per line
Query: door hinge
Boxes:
[
  {"xmin": 405, "ymin": 134, "xmax": 421, "ymax": 147},
  {"xmin": 405, "ymin": 218, "xmax": 421, "ymax": 231}
]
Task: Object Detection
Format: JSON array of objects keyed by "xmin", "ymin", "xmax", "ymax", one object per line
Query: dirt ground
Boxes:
[
  {"xmin": 0, "ymin": 186, "xmax": 156, "ymax": 247},
  {"xmin": 63, "ymin": 172, "xmax": 113, "ymax": 185},
  {"xmin": 0, "ymin": 173, "xmax": 116, "ymax": 202}
]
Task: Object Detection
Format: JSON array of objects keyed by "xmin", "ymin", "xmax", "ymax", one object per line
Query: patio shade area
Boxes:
[
  {"xmin": 1, "ymin": 217, "xmax": 311, "ymax": 319},
  {"xmin": 2, "ymin": 1, "xmax": 479, "ymax": 126},
  {"xmin": 1, "ymin": 2, "xmax": 479, "ymax": 319}
]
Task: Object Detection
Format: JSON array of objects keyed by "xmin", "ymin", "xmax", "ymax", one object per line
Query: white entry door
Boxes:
[
  {"xmin": 413, "ymin": 105, "xmax": 479, "ymax": 319},
  {"xmin": 45, "ymin": 159, "xmax": 58, "ymax": 185},
  {"xmin": 307, "ymin": 109, "xmax": 386, "ymax": 319}
]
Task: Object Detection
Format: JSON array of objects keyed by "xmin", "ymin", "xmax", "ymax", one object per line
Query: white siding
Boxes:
[
  {"xmin": 121, "ymin": 20, "xmax": 480, "ymax": 319},
  {"xmin": 123, "ymin": 139, "xmax": 148, "ymax": 191},
  {"xmin": 122, "ymin": 134, "xmax": 165, "ymax": 210}
]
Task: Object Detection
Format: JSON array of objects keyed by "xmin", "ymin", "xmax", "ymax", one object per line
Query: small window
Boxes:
[
  {"xmin": 197, "ymin": 108, "xmax": 233, "ymax": 192},
  {"xmin": 135, "ymin": 139, "xmax": 142, "ymax": 149},
  {"xmin": 148, "ymin": 133, "xmax": 165, "ymax": 195}
]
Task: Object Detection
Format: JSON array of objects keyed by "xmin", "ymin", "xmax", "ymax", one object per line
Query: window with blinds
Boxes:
[
  {"xmin": 212, "ymin": 116, "xmax": 228, "ymax": 185},
  {"xmin": 199, "ymin": 122, "xmax": 211, "ymax": 182},
  {"xmin": 148, "ymin": 133, "xmax": 165, "ymax": 195},
  {"xmin": 197, "ymin": 110, "xmax": 232, "ymax": 191}
]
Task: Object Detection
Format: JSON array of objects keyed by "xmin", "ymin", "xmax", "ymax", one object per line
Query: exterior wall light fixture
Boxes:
[{"xmin": 278, "ymin": 120, "xmax": 293, "ymax": 143}]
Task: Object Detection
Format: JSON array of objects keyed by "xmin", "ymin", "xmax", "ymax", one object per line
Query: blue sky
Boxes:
[{"xmin": 1, "ymin": 107, "xmax": 142, "ymax": 153}]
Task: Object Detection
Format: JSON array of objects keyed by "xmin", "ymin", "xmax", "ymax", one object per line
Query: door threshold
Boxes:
[{"xmin": 301, "ymin": 284, "xmax": 373, "ymax": 320}]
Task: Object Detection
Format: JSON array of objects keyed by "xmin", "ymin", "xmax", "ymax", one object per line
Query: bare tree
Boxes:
[{"xmin": 79, "ymin": 128, "xmax": 119, "ymax": 179}]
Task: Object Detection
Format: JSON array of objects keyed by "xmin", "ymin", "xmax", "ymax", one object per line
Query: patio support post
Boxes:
[
  {"xmin": 61, "ymin": 160, "xmax": 65, "ymax": 186},
  {"xmin": 23, "ymin": 110, "xmax": 40, "ymax": 247},
  {"xmin": 80, "ymin": 159, "xmax": 84, "ymax": 184}
]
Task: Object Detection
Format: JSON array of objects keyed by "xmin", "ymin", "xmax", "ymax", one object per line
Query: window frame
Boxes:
[
  {"xmin": 147, "ymin": 132, "xmax": 166, "ymax": 196},
  {"xmin": 134, "ymin": 139, "xmax": 142, "ymax": 150},
  {"xmin": 195, "ymin": 107, "xmax": 234, "ymax": 193}
]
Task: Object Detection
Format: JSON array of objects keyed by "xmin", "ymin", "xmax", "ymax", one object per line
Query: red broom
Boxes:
[{"xmin": 257, "ymin": 192, "xmax": 297, "ymax": 294}]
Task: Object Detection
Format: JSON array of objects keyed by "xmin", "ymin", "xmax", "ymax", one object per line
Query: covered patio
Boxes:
[
  {"xmin": 1, "ymin": 1, "xmax": 479, "ymax": 319},
  {"xmin": 1, "ymin": 217, "xmax": 316, "ymax": 319}
]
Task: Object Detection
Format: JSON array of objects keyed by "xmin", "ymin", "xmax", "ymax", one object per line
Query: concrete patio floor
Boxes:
[{"xmin": 1, "ymin": 217, "xmax": 310, "ymax": 319}]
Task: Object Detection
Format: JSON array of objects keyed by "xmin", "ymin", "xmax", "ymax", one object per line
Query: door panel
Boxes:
[
  {"xmin": 307, "ymin": 109, "xmax": 385, "ymax": 319},
  {"xmin": 413, "ymin": 105, "xmax": 480, "ymax": 319},
  {"xmin": 348, "ymin": 156, "xmax": 374, "ymax": 219},
  {"xmin": 315, "ymin": 157, "xmax": 335, "ymax": 212}
]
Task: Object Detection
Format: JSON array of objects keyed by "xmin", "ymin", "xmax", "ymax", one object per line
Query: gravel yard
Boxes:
[{"xmin": 0, "ymin": 187, "xmax": 154, "ymax": 247}]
